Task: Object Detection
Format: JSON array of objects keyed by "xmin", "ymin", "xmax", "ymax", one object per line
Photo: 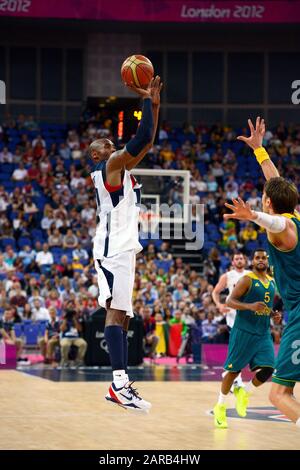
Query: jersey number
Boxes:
[{"xmin": 264, "ymin": 292, "xmax": 270, "ymax": 303}]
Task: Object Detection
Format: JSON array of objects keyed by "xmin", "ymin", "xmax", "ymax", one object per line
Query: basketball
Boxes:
[{"xmin": 121, "ymin": 54, "xmax": 154, "ymax": 88}]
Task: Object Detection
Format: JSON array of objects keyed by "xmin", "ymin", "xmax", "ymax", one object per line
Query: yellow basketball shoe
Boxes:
[
  {"xmin": 234, "ymin": 387, "xmax": 250, "ymax": 417},
  {"xmin": 213, "ymin": 403, "xmax": 228, "ymax": 428}
]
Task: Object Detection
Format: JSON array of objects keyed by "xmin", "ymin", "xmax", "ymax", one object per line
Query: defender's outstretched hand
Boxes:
[
  {"xmin": 237, "ymin": 116, "xmax": 265, "ymax": 150},
  {"xmin": 224, "ymin": 197, "xmax": 254, "ymax": 221}
]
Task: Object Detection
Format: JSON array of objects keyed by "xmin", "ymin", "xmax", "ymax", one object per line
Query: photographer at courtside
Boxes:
[{"xmin": 59, "ymin": 301, "xmax": 87, "ymax": 368}]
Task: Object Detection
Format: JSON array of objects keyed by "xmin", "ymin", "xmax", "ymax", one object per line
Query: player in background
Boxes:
[
  {"xmin": 213, "ymin": 249, "xmax": 281, "ymax": 428},
  {"xmin": 224, "ymin": 117, "xmax": 300, "ymax": 428},
  {"xmin": 89, "ymin": 76, "xmax": 162, "ymax": 412},
  {"xmin": 212, "ymin": 252, "xmax": 250, "ymax": 388}
]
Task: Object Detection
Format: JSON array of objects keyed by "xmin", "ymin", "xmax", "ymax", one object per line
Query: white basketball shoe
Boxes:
[{"xmin": 105, "ymin": 381, "xmax": 152, "ymax": 412}]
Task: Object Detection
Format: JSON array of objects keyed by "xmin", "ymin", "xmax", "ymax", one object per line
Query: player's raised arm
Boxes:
[
  {"xmin": 226, "ymin": 276, "xmax": 266, "ymax": 312},
  {"xmin": 106, "ymin": 78, "xmax": 163, "ymax": 180},
  {"xmin": 237, "ymin": 117, "xmax": 279, "ymax": 181},
  {"xmin": 224, "ymin": 195, "xmax": 297, "ymax": 250},
  {"xmin": 125, "ymin": 76, "xmax": 162, "ymax": 171}
]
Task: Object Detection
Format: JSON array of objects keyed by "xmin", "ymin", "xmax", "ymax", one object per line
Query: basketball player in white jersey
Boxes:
[
  {"xmin": 89, "ymin": 76, "xmax": 162, "ymax": 412},
  {"xmin": 212, "ymin": 252, "xmax": 250, "ymax": 388}
]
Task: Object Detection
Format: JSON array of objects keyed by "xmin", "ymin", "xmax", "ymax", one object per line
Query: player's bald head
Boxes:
[{"xmin": 89, "ymin": 138, "xmax": 116, "ymax": 162}]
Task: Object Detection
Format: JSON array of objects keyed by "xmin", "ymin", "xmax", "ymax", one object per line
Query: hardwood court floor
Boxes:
[{"xmin": 1, "ymin": 370, "xmax": 299, "ymax": 450}]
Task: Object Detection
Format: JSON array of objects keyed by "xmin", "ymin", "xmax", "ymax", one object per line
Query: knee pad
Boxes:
[{"xmin": 255, "ymin": 367, "xmax": 274, "ymax": 383}]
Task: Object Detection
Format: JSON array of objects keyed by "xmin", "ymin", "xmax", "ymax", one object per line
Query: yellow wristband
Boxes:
[{"xmin": 254, "ymin": 147, "xmax": 270, "ymax": 165}]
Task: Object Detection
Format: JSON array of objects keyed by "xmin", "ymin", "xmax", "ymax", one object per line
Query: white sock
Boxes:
[
  {"xmin": 113, "ymin": 369, "xmax": 127, "ymax": 388},
  {"xmin": 245, "ymin": 381, "xmax": 255, "ymax": 393},
  {"xmin": 296, "ymin": 418, "xmax": 300, "ymax": 428},
  {"xmin": 235, "ymin": 373, "xmax": 243, "ymax": 386},
  {"xmin": 218, "ymin": 392, "xmax": 227, "ymax": 405}
]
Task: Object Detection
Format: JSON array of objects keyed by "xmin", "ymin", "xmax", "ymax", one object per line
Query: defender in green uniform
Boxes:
[
  {"xmin": 213, "ymin": 249, "xmax": 280, "ymax": 428},
  {"xmin": 224, "ymin": 116, "xmax": 300, "ymax": 428}
]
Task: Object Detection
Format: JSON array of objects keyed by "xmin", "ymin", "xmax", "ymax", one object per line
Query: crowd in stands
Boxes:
[{"xmin": 1, "ymin": 111, "xmax": 299, "ymax": 365}]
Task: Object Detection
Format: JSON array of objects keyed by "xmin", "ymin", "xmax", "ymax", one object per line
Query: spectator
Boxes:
[
  {"xmin": 3, "ymin": 246, "xmax": 16, "ymax": 271},
  {"xmin": 0, "ymin": 147, "xmax": 13, "ymax": 163},
  {"xmin": 31, "ymin": 299, "xmax": 51, "ymax": 321},
  {"xmin": 41, "ymin": 208, "xmax": 55, "ymax": 231},
  {"xmin": 48, "ymin": 228, "xmax": 63, "ymax": 248},
  {"xmin": 12, "ymin": 162, "xmax": 28, "ymax": 181},
  {"xmin": 59, "ymin": 142, "xmax": 71, "ymax": 160},
  {"xmin": 18, "ymin": 245, "xmax": 36, "ymax": 271},
  {"xmin": 172, "ymin": 282, "xmax": 189, "ymax": 303},
  {"xmin": 56, "ymin": 255, "xmax": 74, "ymax": 278},
  {"xmin": 87, "ymin": 275, "xmax": 98, "ymax": 299},
  {"xmin": 201, "ymin": 311, "xmax": 218, "ymax": 343},
  {"xmin": 45, "ymin": 290, "xmax": 62, "ymax": 312},
  {"xmin": 247, "ymin": 189, "xmax": 261, "ymax": 210},
  {"xmin": 59, "ymin": 304, "xmax": 87, "ymax": 368},
  {"xmin": 0, "ymin": 307, "xmax": 29, "ymax": 364},
  {"xmin": 35, "ymin": 243, "xmax": 54, "ymax": 271},
  {"xmin": 141, "ymin": 306, "xmax": 158, "ymax": 359},
  {"xmin": 0, "ymin": 254, "xmax": 10, "ymax": 273},
  {"xmin": 32, "ymin": 134, "xmax": 46, "ymax": 149},
  {"xmin": 70, "ymin": 171, "xmax": 85, "ymax": 190},
  {"xmin": 38, "ymin": 306, "xmax": 60, "ymax": 364},
  {"xmin": 169, "ymin": 310, "xmax": 188, "ymax": 336},
  {"xmin": 63, "ymin": 229, "xmax": 78, "ymax": 249},
  {"xmin": 28, "ymin": 288, "xmax": 45, "ymax": 308},
  {"xmin": 23, "ymin": 197, "xmax": 39, "ymax": 215},
  {"xmin": 240, "ymin": 223, "xmax": 258, "ymax": 243},
  {"xmin": 72, "ymin": 243, "xmax": 89, "ymax": 262},
  {"xmin": 81, "ymin": 201, "xmax": 95, "ymax": 223},
  {"xmin": 10, "ymin": 285, "xmax": 27, "ymax": 310}
]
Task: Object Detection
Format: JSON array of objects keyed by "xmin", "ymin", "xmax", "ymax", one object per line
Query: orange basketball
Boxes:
[{"xmin": 121, "ymin": 54, "xmax": 154, "ymax": 89}]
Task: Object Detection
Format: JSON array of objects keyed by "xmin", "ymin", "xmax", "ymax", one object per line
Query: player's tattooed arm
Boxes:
[
  {"xmin": 227, "ymin": 276, "xmax": 266, "ymax": 312},
  {"xmin": 237, "ymin": 117, "xmax": 279, "ymax": 180}
]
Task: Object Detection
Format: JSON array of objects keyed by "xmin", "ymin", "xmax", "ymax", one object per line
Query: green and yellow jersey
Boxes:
[
  {"xmin": 234, "ymin": 272, "xmax": 275, "ymax": 335},
  {"xmin": 267, "ymin": 212, "xmax": 300, "ymax": 316}
]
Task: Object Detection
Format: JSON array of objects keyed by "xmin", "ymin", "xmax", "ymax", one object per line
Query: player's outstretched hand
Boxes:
[
  {"xmin": 224, "ymin": 197, "xmax": 254, "ymax": 221},
  {"xmin": 150, "ymin": 76, "xmax": 163, "ymax": 106},
  {"xmin": 237, "ymin": 116, "xmax": 266, "ymax": 150},
  {"xmin": 125, "ymin": 77, "xmax": 154, "ymax": 99}
]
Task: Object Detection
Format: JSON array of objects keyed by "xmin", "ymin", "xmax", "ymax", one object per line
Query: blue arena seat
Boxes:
[
  {"xmin": 18, "ymin": 237, "xmax": 32, "ymax": 249},
  {"xmin": 1, "ymin": 237, "xmax": 16, "ymax": 249},
  {"xmin": 14, "ymin": 323, "xmax": 23, "ymax": 338},
  {"xmin": 245, "ymin": 240, "xmax": 259, "ymax": 254},
  {"xmin": 23, "ymin": 322, "xmax": 40, "ymax": 346}
]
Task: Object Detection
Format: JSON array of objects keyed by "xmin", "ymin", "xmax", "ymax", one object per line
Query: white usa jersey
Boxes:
[
  {"xmin": 225, "ymin": 269, "xmax": 251, "ymax": 328},
  {"xmin": 91, "ymin": 161, "xmax": 143, "ymax": 259}
]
